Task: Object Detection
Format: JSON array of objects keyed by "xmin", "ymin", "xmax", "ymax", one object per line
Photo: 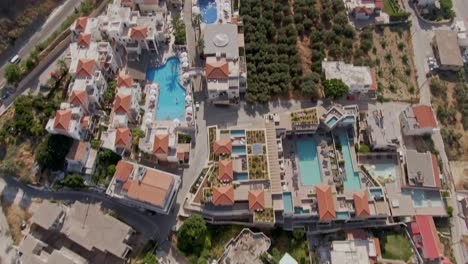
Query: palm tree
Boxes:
[
  {"xmin": 56, "ymin": 59, "xmax": 68, "ymax": 77},
  {"xmin": 196, "ymin": 38, "xmax": 205, "ymax": 57},
  {"xmin": 192, "ymin": 13, "xmax": 202, "ymax": 38}
]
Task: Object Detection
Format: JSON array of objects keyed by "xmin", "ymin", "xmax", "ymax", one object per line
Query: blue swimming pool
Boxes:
[
  {"xmin": 147, "ymin": 57, "xmax": 186, "ymax": 121},
  {"xmin": 232, "ymin": 145, "xmax": 246, "ymax": 155},
  {"xmin": 234, "ymin": 172, "xmax": 248, "ymax": 181},
  {"xmin": 402, "ymin": 189, "xmax": 443, "ymax": 208},
  {"xmin": 296, "ymin": 139, "xmax": 322, "ymax": 185},
  {"xmin": 364, "ymin": 163, "xmax": 397, "ymax": 181},
  {"xmin": 339, "ymin": 134, "xmax": 362, "ymax": 190},
  {"xmin": 336, "ymin": 211, "xmax": 350, "ymax": 219},
  {"xmin": 326, "ymin": 116, "xmax": 338, "ymax": 127},
  {"xmin": 294, "ymin": 207, "xmax": 310, "ymax": 214},
  {"xmin": 343, "ymin": 116, "xmax": 355, "ymax": 123},
  {"xmin": 231, "ymin": 129, "xmax": 245, "ymax": 137},
  {"xmin": 283, "ymin": 192, "xmax": 293, "ymax": 214},
  {"xmin": 199, "ymin": 0, "xmax": 217, "ymax": 24},
  {"xmin": 369, "ymin": 188, "xmax": 384, "ymax": 198}
]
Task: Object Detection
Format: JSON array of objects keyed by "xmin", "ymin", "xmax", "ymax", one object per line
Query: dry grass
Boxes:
[
  {"xmin": 452, "ymin": 161, "xmax": 468, "ymax": 191},
  {"xmin": 370, "ymin": 27, "xmax": 419, "ymax": 102},
  {"xmin": 1, "ymin": 196, "xmax": 32, "ymax": 245},
  {"xmin": 297, "ymin": 36, "xmax": 312, "ymax": 75}
]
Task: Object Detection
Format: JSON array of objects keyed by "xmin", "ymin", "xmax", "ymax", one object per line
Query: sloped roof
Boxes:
[
  {"xmin": 53, "ymin": 109, "xmax": 72, "ymax": 130},
  {"xmin": 214, "ymin": 139, "xmax": 232, "ymax": 154},
  {"xmin": 77, "ymin": 33, "xmax": 91, "ymax": 47},
  {"xmin": 248, "ymin": 190, "xmax": 265, "ymax": 210},
  {"xmin": 114, "ymin": 160, "xmax": 133, "ymax": 181},
  {"xmin": 127, "ymin": 169, "xmax": 174, "ymax": 207},
  {"xmin": 153, "ymin": 134, "xmax": 169, "ymax": 154},
  {"xmin": 66, "ymin": 140, "xmax": 88, "ymax": 161},
  {"xmin": 315, "ymin": 185, "xmax": 336, "ymax": 220},
  {"xmin": 69, "ymin": 90, "xmax": 87, "ymax": 107},
  {"xmin": 355, "ymin": 6, "xmax": 373, "ymax": 15},
  {"xmin": 115, "ymin": 128, "xmax": 131, "ymax": 147},
  {"xmin": 129, "ymin": 26, "xmax": 148, "ymax": 39},
  {"xmin": 218, "ymin": 159, "xmax": 233, "ymax": 182},
  {"xmin": 353, "ymin": 191, "xmax": 371, "ymax": 217},
  {"xmin": 212, "ymin": 185, "xmax": 235, "ymax": 206},
  {"xmin": 80, "ymin": 116, "xmax": 90, "ymax": 128},
  {"xmin": 113, "ymin": 94, "xmax": 132, "ymax": 113},
  {"xmin": 205, "ymin": 62, "xmax": 229, "ymax": 79},
  {"xmin": 116, "ymin": 74, "xmax": 134, "ymax": 88},
  {"xmin": 75, "ymin": 17, "xmax": 88, "ymax": 31},
  {"xmin": 412, "ymin": 105, "xmax": 437, "ymax": 129},
  {"xmin": 76, "ymin": 59, "xmax": 95, "ymax": 78},
  {"xmin": 412, "ymin": 215, "xmax": 442, "ymax": 259}
]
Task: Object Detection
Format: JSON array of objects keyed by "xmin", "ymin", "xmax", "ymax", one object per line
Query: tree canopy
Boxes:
[
  {"xmin": 36, "ymin": 134, "xmax": 73, "ymax": 171},
  {"xmin": 177, "ymin": 214, "xmax": 207, "ymax": 255},
  {"xmin": 323, "ymin": 79, "xmax": 348, "ymax": 99},
  {"xmin": 4, "ymin": 63, "xmax": 21, "ymax": 84}
]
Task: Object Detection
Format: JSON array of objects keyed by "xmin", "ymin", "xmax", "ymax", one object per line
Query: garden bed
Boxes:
[
  {"xmin": 248, "ymin": 155, "xmax": 268, "ymax": 179},
  {"xmin": 254, "ymin": 208, "xmax": 274, "ymax": 223},
  {"xmin": 208, "ymin": 126, "xmax": 217, "ymax": 161},
  {"xmin": 246, "ymin": 130, "xmax": 265, "ymax": 144}
]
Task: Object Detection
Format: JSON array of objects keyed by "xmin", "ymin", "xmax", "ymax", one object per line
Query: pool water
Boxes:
[
  {"xmin": 199, "ymin": 0, "xmax": 217, "ymax": 24},
  {"xmin": 294, "ymin": 207, "xmax": 310, "ymax": 214},
  {"xmin": 296, "ymin": 139, "xmax": 322, "ymax": 185},
  {"xmin": 336, "ymin": 211, "xmax": 350, "ymax": 219},
  {"xmin": 343, "ymin": 116, "xmax": 355, "ymax": 123},
  {"xmin": 369, "ymin": 188, "xmax": 384, "ymax": 198},
  {"xmin": 146, "ymin": 57, "xmax": 186, "ymax": 121},
  {"xmin": 283, "ymin": 192, "xmax": 293, "ymax": 214},
  {"xmin": 339, "ymin": 134, "xmax": 362, "ymax": 190},
  {"xmin": 364, "ymin": 163, "xmax": 397, "ymax": 181},
  {"xmin": 402, "ymin": 189, "xmax": 443, "ymax": 208},
  {"xmin": 326, "ymin": 116, "xmax": 338, "ymax": 127},
  {"xmin": 232, "ymin": 145, "xmax": 246, "ymax": 155},
  {"xmin": 234, "ymin": 172, "xmax": 248, "ymax": 181},
  {"xmin": 231, "ymin": 129, "xmax": 245, "ymax": 137}
]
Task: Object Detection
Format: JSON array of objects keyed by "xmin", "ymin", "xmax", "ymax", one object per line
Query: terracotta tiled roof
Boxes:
[
  {"xmin": 80, "ymin": 116, "xmax": 90, "ymax": 128},
  {"xmin": 129, "ymin": 26, "xmax": 148, "ymax": 39},
  {"xmin": 214, "ymin": 139, "xmax": 232, "ymax": 154},
  {"xmin": 115, "ymin": 128, "xmax": 131, "ymax": 147},
  {"xmin": 127, "ymin": 169, "xmax": 174, "ymax": 207},
  {"xmin": 116, "ymin": 74, "xmax": 134, "ymax": 88},
  {"xmin": 218, "ymin": 160, "xmax": 233, "ymax": 182},
  {"xmin": 122, "ymin": 180, "xmax": 132, "ymax": 191},
  {"xmin": 77, "ymin": 33, "xmax": 91, "ymax": 47},
  {"xmin": 412, "ymin": 105, "xmax": 437, "ymax": 129},
  {"xmin": 69, "ymin": 90, "xmax": 87, "ymax": 107},
  {"xmin": 248, "ymin": 190, "xmax": 265, "ymax": 210},
  {"xmin": 431, "ymin": 154, "xmax": 441, "ymax": 188},
  {"xmin": 412, "ymin": 215, "xmax": 443, "ymax": 259},
  {"xmin": 353, "ymin": 191, "xmax": 371, "ymax": 217},
  {"xmin": 315, "ymin": 185, "xmax": 336, "ymax": 220},
  {"xmin": 355, "ymin": 6, "xmax": 373, "ymax": 15},
  {"xmin": 75, "ymin": 17, "xmax": 88, "ymax": 31},
  {"xmin": 212, "ymin": 185, "xmax": 235, "ymax": 206},
  {"xmin": 114, "ymin": 160, "xmax": 133, "ymax": 181},
  {"xmin": 374, "ymin": 0, "xmax": 383, "ymax": 9},
  {"xmin": 153, "ymin": 134, "xmax": 169, "ymax": 154},
  {"xmin": 205, "ymin": 62, "xmax": 229, "ymax": 79},
  {"xmin": 53, "ymin": 109, "xmax": 72, "ymax": 131},
  {"xmin": 76, "ymin": 59, "xmax": 95, "ymax": 78},
  {"xmin": 113, "ymin": 94, "xmax": 132, "ymax": 113},
  {"xmin": 66, "ymin": 140, "xmax": 88, "ymax": 161}
]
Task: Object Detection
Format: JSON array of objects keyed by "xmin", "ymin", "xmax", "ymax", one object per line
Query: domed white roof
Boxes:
[{"xmin": 212, "ymin": 33, "xmax": 230, "ymax": 47}]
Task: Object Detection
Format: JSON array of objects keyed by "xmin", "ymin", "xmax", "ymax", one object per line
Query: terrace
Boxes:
[{"xmin": 218, "ymin": 229, "xmax": 271, "ymax": 264}]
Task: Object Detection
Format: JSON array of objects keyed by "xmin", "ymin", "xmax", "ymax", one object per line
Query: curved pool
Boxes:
[
  {"xmin": 199, "ymin": 0, "xmax": 217, "ymax": 24},
  {"xmin": 146, "ymin": 57, "xmax": 186, "ymax": 121}
]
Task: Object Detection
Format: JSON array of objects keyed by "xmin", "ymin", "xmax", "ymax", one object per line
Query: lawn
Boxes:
[
  {"xmin": 378, "ymin": 231, "xmax": 412, "ymax": 261},
  {"xmin": 383, "ymin": 0, "xmax": 400, "ymax": 16},
  {"xmin": 208, "ymin": 225, "xmax": 244, "ymax": 259}
]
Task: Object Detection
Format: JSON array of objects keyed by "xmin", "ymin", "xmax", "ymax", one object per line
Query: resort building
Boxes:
[
  {"xmin": 411, "ymin": 215, "xmax": 450, "ymax": 263},
  {"xmin": 65, "ymin": 140, "xmax": 95, "ymax": 174},
  {"xmin": 322, "ymin": 61, "xmax": 377, "ymax": 97},
  {"xmin": 68, "ymin": 68, "xmax": 109, "ymax": 112},
  {"xmin": 110, "ymin": 74, "xmax": 142, "ymax": 127},
  {"xmin": 45, "ymin": 104, "xmax": 92, "ymax": 141},
  {"xmin": 101, "ymin": 127, "xmax": 133, "ymax": 156},
  {"xmin": 138, "ymin": 126, "xmax": 182, "ymax": 163},
  {"xmin": 70, "ymin": 16, "xmax": 102, "ymax": 42},
  {"xmin": 404, "ymin": 150, "xmax": 441, "ymax": 189},
  {"xmin": 400, "ymin": 105, "xmax": 439, "ymax": 136},
  {"xmin": 203, "ymin": 24, "xmax": 247, "ymax": 103},
  {"xmin": 18, "ymin": 201, "xmax": 134, "ymax": 264},
  {"xmin": 327, "ymin": 230, "xmax": 381, "ymax": 264},
  {"xmin": 366, "ymin": 104, "xmax": 401, "ymax": 150},
  {"xmin": 106, "ymin": 160, "xmax": 181, "ymax": 214}
]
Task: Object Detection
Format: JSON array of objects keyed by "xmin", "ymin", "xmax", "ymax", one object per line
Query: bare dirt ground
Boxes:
[
  {"xmin": 0, "ymin": 195, "xmax": 32, "ymax": 245},
  {"xmin": 451, "ymin": 161, "xmax": 468, "ymax": 191},
  {"xmin": 297, "ymin": 36, "xmax": 312, "ymax": 76},
  {"xmin": 370, "ymin": 27, "xmax": 419, "ymax": 102}
]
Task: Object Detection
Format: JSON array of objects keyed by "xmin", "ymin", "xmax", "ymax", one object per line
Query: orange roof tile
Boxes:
[
  {"xmin": 153, "ymin": 134, "xmax": 169, "ymax": 154},
  {"xmin": 115, "ymin": 128, "xmax": 131, "ymax": 147},
  {"xmin": 129, "ymin": 26, "xmax": 148, "ymax": 39},
  {"xmin": 127, "ymin": 168, "xmax": 174, "ymax": 207},
  {"xmin": 113, "ymin": 94, "xmax": 132, "ymax": 113},
  {"xmin": 114, "ymin": 160, "xmax": 133, "ymax": 181},
  {"xmin": 76, "ymin": 59, "xmax": 95, "ymax": 78},
  {"xmin": 354, "ymin": 191, "xmax": 371, "ymax": 217},
  {"xmin": 116, "ymin": 74, "xmax": 134, "ymax": 88},
  {"xmin": 212, "ymin": 185, "xmax": 235, "ymax": 206},
  {"xmin": 80, "ymin": 116, "xmax": 90, "ymax": 128},
  {"xmin": 248, "ymin": 190, "xmax": 265, "ymax": 210},
  {"xmin": 355, "ymin": 6, "xmax": 373, "ymax": 15},
  {"xmin": 412, "ymin": 105, "xmax": 437, "ymax": 129},
  {"xmin": 75, "ymin": 17, "xmax": 88, "ymax": 31},
  {"xmin": 218, "ymin": 160, "xmax": 233, "ymax": 182},
  {"xmin": 77, "ymin": 33, "xmax": 91, "ymax": 47},
  {"xmin": 315, "ymin": 185, "xmax": 336, "ymax": 220},
  {"xmin": 53, "ymin": 109, "xmax": 72, "ymax": 131},
  {"xmin": 66, "ymin": 140, "xmax": 88, "ymax": 161},
  {"xmin": 205, "ymin": 62, "xmax": 229, "ymax": 79},
  {"xmin": 69, "ymin": 90, "xmax": 87, "ymax": 107},
  {"xmin": 122, "ymin": 180, "xmax": 132, "ymax": 191},
  {"xmin": 214, "ymin": 139, "xmax": 232, "ymax": 154}
]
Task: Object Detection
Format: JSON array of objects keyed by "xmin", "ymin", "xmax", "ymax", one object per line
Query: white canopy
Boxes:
[
  {"xmin": 150, "ymin": 95, "xmax": 157, "ymax": 102},
  {"xmin": 181, "ymin": 56, "xmax": 188, "ymax": 63},
  {"xmin": 182, "ymin": 62, "xmax": 189, "ymax": 68},
  {"xmin": 181, "ymin": 51, "xmax": 188, "ymax": 57},
  {"xmin": 183, "ymin": 72, "xmax": 190, "ymax": 79},
  {"xmin": 173, "ymin": 118, "xmax": 181, "ymax": 126},
  {"xmin": 145, "ymin": 118, "xmax": 152, "ymax": 126},
  {"xmin": 192, "ymin": 6, "xmax": 200, "ymax": 14},
  {"xmin": 150, "ymin": 89, "xmax": 157, "ymax": 95},
  {"xmin": 186, "ymin": 106, "xmax": 193, "ymax": 113},
  {"xmin": 185, "ymin": 95, "xmax": 192, "ymax": 102}
]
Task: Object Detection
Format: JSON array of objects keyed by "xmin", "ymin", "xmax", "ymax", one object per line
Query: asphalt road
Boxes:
[{"xmin": 0, "ymin": 0, "xmax": 82, "ymax": 89}]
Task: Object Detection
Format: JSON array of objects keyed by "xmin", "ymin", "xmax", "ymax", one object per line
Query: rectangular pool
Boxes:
[
  {"xmin": 294, "ymin": 207, "xmax": 311, "ymax": 214},
  {"xmin": 232, "ymin": 145, "xmax": 246, "ymax": 155},
  {"xmin": 326, "ymin": 116, "xmax": 338, "ymax": 127},
  {"xmin": 369, "ymin": 188, "xmax": 384, "ymax": 198},
  {"xmin": 283, "ymin": 192, "xmax": 293, "ymax": 214},
  {"xmin": 402, "ymin": 189, "xmax": 443, "ymax": 208},
  {"xmin": 231, "ymin": 129, "xmax": 245, "ymax": 137},
  {"xmin": 336, "ymin": 211, "xmax": 350, "ymax": 219},
  {"xmin": 234, "ymin": 172, "xmax": 248, "ymax": 181},
  {"xmin": 296, "ymin": 139, "xmax": 322, "ymax": 186},
  {"xmin": 339, "ymin": 134, "xmax": 362, "ymax": 190}
]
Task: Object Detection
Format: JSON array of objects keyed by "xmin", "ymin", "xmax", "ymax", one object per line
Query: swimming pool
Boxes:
[
  {"xmin": 339, "ymin": 134, "xmax": 362, "ymax": 190},
  {"xmin": 369, "ymin": 188, "xmax": 384, "ymax": 198},
  {"xmin": 336, "ymin": 211, "xmax": 350, "ymax": 219},
  {"xmin": 199, "ymin": 0, "xmax": 217, "ymax": 24},
  {"xmin": 326, "ymin": 116, "xmax": 338, "ymax": 127},
  {"xmin": 147, "ymin": 57, "xmax": 186, "ymax": 121},
  {"xmin": 364, "ymin": 163, "xmax": 397, "ymax": 181},
  {"xmin": 296, "ymin": 139, "xmax": 322, "ymax": 186},
  {"xmin": 283, "ymin": 192, "xmax": 293, "ymax": 214},
  {"xmin": 402, "ymin": 189, "xmax": 443, "ymax": 208},
  {"xmin": 294, "ymin": 207, "xmax": 310, "ymax": 214},
  {"xmin": 232, "ymin": 145, "xmax": 246, "ymax": 155},
  {"xmin": 234, "ymin": 172, "xmax": 248, "ymax": 181},
  {"xmin": 343, "ymin": 116, "xmax": 355, "ymax": 123},
  {"xmin": 231, "ymin": 129, "xmax": 245, "ymax": 137}
]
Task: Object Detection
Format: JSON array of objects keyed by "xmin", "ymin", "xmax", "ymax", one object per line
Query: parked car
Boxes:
[
  {"xmin": 427, "ymin": 57, "xmax": 439, "ymax": 72},
  {"xmin": 9, "ymin": 54, "xmax": 21, "ymax": 64}
]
